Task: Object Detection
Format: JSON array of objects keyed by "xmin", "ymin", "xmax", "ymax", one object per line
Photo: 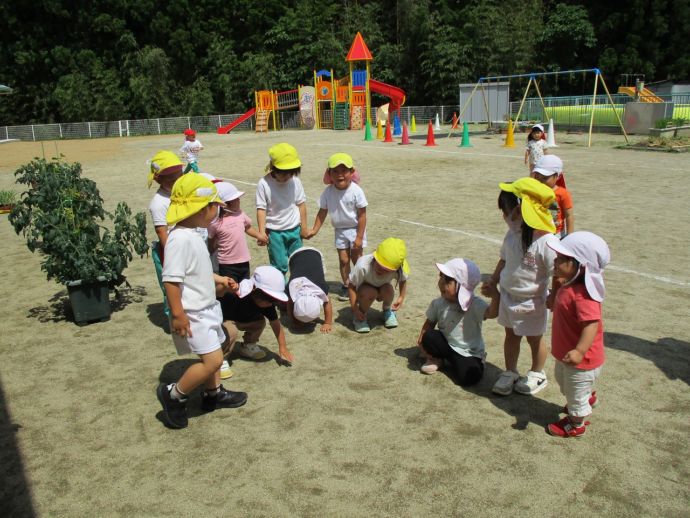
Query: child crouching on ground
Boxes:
[
  {"xmin": 417, "ymin": 259, "xmax": 499, "ymax": 385},
  {"xmin": 157, "ymin": 174, "xmax": 247, "ymax": 430},
  {"xmin": 546, "ymin": 231, "xmax": 610, "ymax": 437},
  {"xmin": 286, "ymin": 247, "xmax": 333, "ymax": 333},
  {"xmin": 349, "ymin": 237, "xmax": 409, "ymax": 333}
]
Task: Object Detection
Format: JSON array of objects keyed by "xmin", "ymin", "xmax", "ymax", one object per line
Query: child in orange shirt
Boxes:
[{"xmin": 532, "ymin": 155, "xmax": 574, "ymax": 238}]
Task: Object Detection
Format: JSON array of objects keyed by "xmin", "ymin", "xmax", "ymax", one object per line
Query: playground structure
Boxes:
[{"xmin": 217, "ymin": 33, "xmax": 405, "ymax": 134}]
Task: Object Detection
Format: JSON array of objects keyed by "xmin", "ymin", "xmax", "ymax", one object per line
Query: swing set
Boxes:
[{"xmin": 457, "ymin": 68, "xmax": 628, "ymax": 147}]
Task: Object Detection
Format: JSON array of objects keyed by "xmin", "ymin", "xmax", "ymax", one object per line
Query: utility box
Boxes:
[{"xmin": 623, "ymin": 102, "xmax": 674, "ymax": 134}]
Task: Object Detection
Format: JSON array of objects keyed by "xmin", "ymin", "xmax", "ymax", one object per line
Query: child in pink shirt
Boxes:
[{"xmin": 208, "ymin": 182, "xmax": 264, "ymax": 283}]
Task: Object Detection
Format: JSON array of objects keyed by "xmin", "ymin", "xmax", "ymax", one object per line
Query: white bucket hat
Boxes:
[
  {"xmin": 435, "ymin": 258, "xmax": 481, "ymax": 311},
  {"xmin": 532, "ymin": 155, "xmax": 563, "ymax": 177},
  {"xmin": 293, "ymin": 295, "xmax": 322, "ymax": 323},
  {"xmin": 215, "ymin": 181, "xmax": 245, "ymax": 202},
  {"xmin": 547, "ymin": 231, "xmax": 610, "ymax": 302},
  {"xmin": 238, "ymin": 265, "xmax": 288, "ymax": 302}
]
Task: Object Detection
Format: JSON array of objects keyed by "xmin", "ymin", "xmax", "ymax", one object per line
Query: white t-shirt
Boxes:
[
  {"xmin": 349, "ymin": 254, "xmax": 408, "ymax": 289},
  {"xmin": 162, "ymin": 226, "xmax": 216, "ymax": 311},
  {"xmin": 426, "ymin": 296, "xmax": 488, "ymax": 359},
  {"xmin": 180, "ymin": 139, "xmax": 203, "ymax": 163},
  {"xmin": 255, "ymin": 174, "xmax": 307, "ymax": 230},
  {"xmin": 148, "ymin": 189, "xmax": 171, "ymax": 227},
  {"xmin": 499, "ymin": 230, "xmax": 557, "ymax": 298},
  {"xmin": 318, "ymin": 183, "xmax": 368, "ymax": 228}
]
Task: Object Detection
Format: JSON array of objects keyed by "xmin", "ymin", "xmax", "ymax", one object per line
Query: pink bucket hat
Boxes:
[{"xmin": 436, "ymin": 258, "xmax": 481, "ymax": 311}]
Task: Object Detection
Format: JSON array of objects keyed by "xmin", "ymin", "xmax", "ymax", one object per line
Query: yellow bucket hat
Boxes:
[
  {"xmin": 373, "ymin": 238, "xmax": 410, "ymax": 275},
  {"xmin": 267, "ymin": 143, "xmax": 301, "ymax": 171},
  {"xmin": 147, "ymin": 150, "xmax": 183, "ymax": 188},
  {"xmin": 499, "ymin": 177, "xmax": 556, "ymax": 233},
  {"xmin": 166, "ymin": 173, "xmax": 219, "ymax": 226},
  {"xmin": 328, "ymin": 152, "xmax": 354, "ymax": 169}
]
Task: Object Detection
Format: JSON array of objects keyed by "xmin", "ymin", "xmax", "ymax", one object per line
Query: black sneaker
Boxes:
[
  {"xmin": 201, "ymin": 385, "xmax": 248, "ymax": 412},
  {"xmin": 337, "ymin": 285, "xmax": 349, "ymax": 301},
  {"xmin": 156, "ymin": 383, "xmax": 188, "ymax": 429}
]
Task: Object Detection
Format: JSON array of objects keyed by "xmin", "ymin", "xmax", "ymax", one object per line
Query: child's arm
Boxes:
[
  {"xmin": 392, "ymin": 279, "xmax": 407, "ymax": 311},
  {"xmin": 268, "ymin": 318, "xmax": 294, "ymax": 364},
  {"xmin": 524, "ymin": 149, "xmax": 529, "ymax": 164},
  {"xmin": 155, "ymin": 225, "xmax": 169, "ymax": 250},
  {"xmin": 563, "ymin": 207, "xmax": 574, "ymax": 235},
  {"xmin": 483, "ymin": 281, "xmax": 500, "ymax": 319},
  {"xmin": 244, "ymin": 224, "xmax": 264, "ymax": 242},
  {"xmin": 306, "ymin": 208, "xmax": 328, "ymax": 240},
  {"xmin": 320, "ymin": 300, "xmax": 333, "ymax": 333},
  {"xmin": 164, "ymin": 282, "xmax": 191, "ymax": 337},
  {"xmin": 416, "ymin": 318, "xmax": 434, "ymax": 347},
  {"xmin": 562, "ymin": 321, "xmax": 599, "ymax": 365},
  {"xmin": 354, "ymin": 207, "xmax": 366, "ymax": 250},
  {"xmin": 481, "ymin": 259, "xmax": 505, "ymax": 296},
  {"xmin": 207, "ymin": 236, "xmax": 217, "ymax": 254},
  {"xmin": 256, "ymin": 208, "xmax": 269, "ymax": 245},
  {"xmin": 297, "ymin": 201, "xmax": 309, "ymax": 239}
]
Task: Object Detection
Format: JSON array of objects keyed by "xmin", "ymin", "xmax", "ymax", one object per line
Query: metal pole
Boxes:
[
  {"xmin": 88, "ymin": 122, "xmax": 92, "ymax": 138},
  {"xmin": 513, "ymin": 77, "xmax": 533, "ymax": 129},
  {"xmin": 587, "ymin": 74, "xmax": 599, "ymax": 148},
  {"xmin": 31, "ymin": 125, "xmax": 35, "ymax": 141},
  {"xmin": 59, "ymin": 124, "xmax": 63, "ymax": 139},
  {"xmin": 598, "ymin": 72, "xmax": 629, "ymax": 144},
  {"xmin": 479, "ymin": 82, "xmax": 491, "ymax": 129},
  {"xmin": 126, "ymin": 120, "xmax": 130, "ymax": 137},
  {"xmin": 452, "ymin": 81, "xmax": 481, "ymax": 137},
  {"xmin": 533, "ymin": 80, "xmax": 551, "ymax": 121},
  {"xmin": 157, "ymin": 119, "xmax": 161, "ymax": 135}
]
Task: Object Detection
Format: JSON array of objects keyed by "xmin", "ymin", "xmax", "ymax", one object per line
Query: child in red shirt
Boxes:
[
  {"xmin": 532, "ymin": 155, "xmax": 574, "ymax": 238},
  {"xmin": 547, "ymin": 231, "xmax": 610, "ymax": 437}
]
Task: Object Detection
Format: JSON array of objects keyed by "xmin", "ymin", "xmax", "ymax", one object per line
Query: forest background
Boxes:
[{"xmin": 1, "ymin": 0, "xmax": 688, "ymax": 126}]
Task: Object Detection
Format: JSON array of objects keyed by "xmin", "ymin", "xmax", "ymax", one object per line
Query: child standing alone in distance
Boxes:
[
  {"xmin": 180, "ymin": 129, "xmax": 203, "ymax": 174},
  {"xmin": 157, "ymin": 174, "xmax": 247, "ymax": 430},
  {"xmin": 524, "ymin": 124, "xmax": 547, "ymax": 173},
  {"xmin": 546, "ymin": 231, "xmax": 610, "ymax": 437},
  {"xmin": 306, "ymin": 153, "xmax": 368, "ymax": 301}
]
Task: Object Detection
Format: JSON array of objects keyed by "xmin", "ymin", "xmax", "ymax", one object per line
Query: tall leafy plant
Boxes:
[{"xmin": 9, "ymin": 157, "xmax": 148, "ymax": 287}]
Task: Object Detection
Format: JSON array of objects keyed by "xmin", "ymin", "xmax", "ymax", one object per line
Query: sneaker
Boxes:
[
  {"xmin": 492, "ymin": 370, "xmax": 520, "ymax": 395},
  {"xmin": 237, "ymin": 342, "xmax": 266, "ymax": 360},
  {"xmin": 383, "ymin": 309, "xmax": 398, "ymax": 328},
  {"xmin": 514, "ymin": 370, "xmax": 548, "ymax": 395},
  {"xmin": 156, "ymin": 383, "xmax": 188, "ymax": 429},
  {"xmin": 547, "ymin": 416, "xmax": 589, "ymax": 438},
  {"xmin": 421, "ymin": 357, "xmax": 442, "ymax": 374},
  {"xmin": 337, "ymin": 285, "xmax": 349, "ymax": 301},
  {"xmin": 353, "ymin": 318, "xmax": 370, "ymax": 333},
  {"xmin": 201, "ymin": 385, "xmax": 248, "ymax": 412},
  {"xmin": 562, "ymin": 391, "xmax": 598, "ymax": 414},
  {"xmin": 220, "ymin": 360, "xmax": 233, "ymax": 380}
]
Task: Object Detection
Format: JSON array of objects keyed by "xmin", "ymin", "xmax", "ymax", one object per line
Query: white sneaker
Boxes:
[
  {"xmin": 515, "ymin": 370, "xmax": 548, "ymax": 395},
  {"xmin": 220, "ymin": 360, "xmax": 233, "ymax": 380},
  {"xmin": 237, "ymin": 342, "xmax": 266, "ymax": 360},
  {"xmin": 492, "ymin": 370, "xmax": 520, "ymax": 395}
]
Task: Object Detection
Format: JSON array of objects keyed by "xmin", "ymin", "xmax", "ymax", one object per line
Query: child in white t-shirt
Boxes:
[
  {"xmin": 180, "ymin": 129, "xmax": 203, "ymax": 173},
  {"xmin": 306, "ymin": 153, "xmax": 367, "ymax": 301}
]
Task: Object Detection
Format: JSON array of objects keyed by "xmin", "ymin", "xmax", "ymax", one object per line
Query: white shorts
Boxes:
[
  {"xmin": 171, "ymin": 301, "xmax": 225, "ymax": 356},
  {"xmin": 497, "ymin": 289, "xmax": 548, "ymax": 337},
  {"xmin": 334, "ymin": 227, "xmax": 367, "ymax": 250},
  {"xmin": 554, "ymin": 361, "xmax": 602, "ymax": 417}
]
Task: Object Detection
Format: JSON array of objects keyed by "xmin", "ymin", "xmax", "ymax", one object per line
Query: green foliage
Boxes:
[
  {"xmin": 654, "ymin": 117, "xmax": 689, "ymax": 128},
  {"xmin": 8, "ymin": 158, "xmax": 148, "ymax": 287},
  {"xmin": 0, "ymin": 190, "xmax": 17, "ymax": 205}
]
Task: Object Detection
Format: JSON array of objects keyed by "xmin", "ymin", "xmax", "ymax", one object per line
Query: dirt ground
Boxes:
[{"xmin": 0, "ymin": 127, "xmax": 688, "ymax": 517}]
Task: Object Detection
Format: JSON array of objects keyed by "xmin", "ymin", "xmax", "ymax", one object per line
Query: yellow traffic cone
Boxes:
[
  {"xmin": 410, "ymin": 115, "xmax": 417, "ymax": 132},
  {"xmin": 376, "ymin": 119, "xmax": 384, "ymax": 140},
  {"xmin": 503, "ymin": 120, "xmax": 515, "ymax": 148}
]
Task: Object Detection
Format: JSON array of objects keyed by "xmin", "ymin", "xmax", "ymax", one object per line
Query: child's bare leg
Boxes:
[
  {"xmin": 337, "ymin": 248, "xmax": 351, "ymax": 286},
  {"xmin": 378, "ymin": 283, "xmax": 395, "ymax": 310},
  {"xmin": 221, "ymin": 321, "xmax": 238, "ymax": 358},
  {"xmin": 503, "ymin": 327, "xmax": 522, "ymax": 372},
  {"xmin": 176, "ymin": 349, "xmax": 223, "ymax": 394},
  {"xmin": 525, "ymin": 334, "xmax": 547, "ymax": 372},
  {"xmin": 356, "ymin": 284, "xmax": 378, "ymax": 315}
]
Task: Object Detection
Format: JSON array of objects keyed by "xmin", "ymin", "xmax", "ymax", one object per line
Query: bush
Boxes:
[
  {"xmin": 9, "ymin": 157, "xmax": 148, "ymax": 287},
  {"xmin": 0, "ymin": 190, "xmax": 17, "ymax": 205}
]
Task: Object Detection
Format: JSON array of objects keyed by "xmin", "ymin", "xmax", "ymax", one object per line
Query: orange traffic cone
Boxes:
[
  {"xmin": 451, "ymin": 112, "xmax": 458, "ymax": 129},
  {"xmin": 399, "ymin": 122, "xmax": 412, "ymax": 145},
  {"xmin": 384, "ymin": 119, "xmax": 394, "ymax": 142},
  {"xmin": 424, "ymin": 120, "xmax": 437, "ymax": 146}
]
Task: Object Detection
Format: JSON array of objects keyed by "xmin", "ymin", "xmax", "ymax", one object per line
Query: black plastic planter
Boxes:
[{"xmin": 66, "ymin": 277, "xmax": 111, "ymax": 325}]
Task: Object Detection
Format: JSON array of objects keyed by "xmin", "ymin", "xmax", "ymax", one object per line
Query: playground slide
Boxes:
[
  {"xmin": 369, "ymin": 79, "xmax": 406, "ymax": 112},
  {"xmin": 217, "ymin": 107, "xmax": 256, "ymax": 134},
  {"xmin": 618, "ymin": 86, "xmax": 663, "ymax": 103}
]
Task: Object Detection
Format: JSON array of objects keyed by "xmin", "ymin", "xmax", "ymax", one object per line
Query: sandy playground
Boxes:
[{"xmin": 0, "ymin": 127, "xmax": 688, "ymax": 516}]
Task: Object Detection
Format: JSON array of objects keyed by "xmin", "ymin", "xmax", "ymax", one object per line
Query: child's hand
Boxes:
[
  {"xmin": 562, "ymin": 349, "xmax": 584, "ymax": 365},
  {"xmin": 481, "ymin": 281, "xmax": 499, "ymax": 297},
  {"xmin": 256, "ymin": 232, "xmax": 269, "ymax": 246},
  {"xmin": 278, "ymin": 346, "xmax": 294, "ymax": 365},
  {"xmin": 171, "ymin": 314, "xmax": 192, "ymax": 337},
  {"xmin": 353, "ymin": 237, "xmax": 363, "ymax": 250},
  {"xmin": 546, "ymin": 290, "xmax": 556, "ymax": 310},
  {"xmin": 392, "ymin": 297, "xmax": 404, "ymax": 311},
  {"xmin": 303, "ymin": 229, "xmax": 316, "ymax": 240},
  {"xmin": 320, "ymin": 322, "xmax": 332, "ymax": 334}
]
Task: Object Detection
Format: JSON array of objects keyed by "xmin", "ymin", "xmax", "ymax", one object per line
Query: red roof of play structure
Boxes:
[{"xmin": 346, "ymin": 32, "xmax": 373, "ymax": 62}]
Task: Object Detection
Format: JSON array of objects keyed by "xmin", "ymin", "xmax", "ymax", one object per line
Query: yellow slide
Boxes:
[{"xmin": 618, "ymin": 86, "xmax": 663, "ymax": 102}]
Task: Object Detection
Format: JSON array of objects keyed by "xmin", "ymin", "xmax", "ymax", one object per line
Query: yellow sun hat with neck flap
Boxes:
[
  {"xmin": 166, "ymin": 173, "xmax": 219, "ymax": 226},
  {"xmin": 499, "ymin": 177, "xmax": 556, "ymax": 233}
]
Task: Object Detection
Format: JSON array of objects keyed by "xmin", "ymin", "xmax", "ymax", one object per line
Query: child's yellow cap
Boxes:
[
  {"xmin": 167, "ymin": 174, "xmax": 219, "ymax": 225},
  {"xmin": 268, "ymin": 143, "xmax": 301, "ymax": 171},
  {"xmin": 147, "ymin": 150, "xmax": 183, "ymax": 188},
  {"xmin": 499, "ymin": 177, "xmax": 556, "ymax": 233},
  {"xmin": 328, "ymin": 153, "xmax": 353, "ymax": 169},
  {"xmin": 373, "ymin": 238, "xmax": 410, "ymax": 275}
]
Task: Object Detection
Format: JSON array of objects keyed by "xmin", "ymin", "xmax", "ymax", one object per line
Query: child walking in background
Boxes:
[
  {"xmin": 531, "ymin": 155, "xmax": 574, "ymax": 238},
  {"xmin": 546, "ymin": 231, "xmax": 610, "ymax": 437},
  {"xmin": 307, "ymin": 153, "xmax": 367, "ymax": 301},
  {"xmin": 180, "ymin": 129, "xmax": 203, "ymax": 174},
  {"xmin": 482, "ymin": 178, "xmax": 559, "ymax": 396},
  {"xmin": 157, "ymin": 174, "xmax": 247, "ymax": 430},
  {"xmin": 256, "ymin": 143, "xmax": 308, "ymax": 275},
  {"xmin": 349, "ymin": 237, "xmax": 409, "ymax": 333},
  {"xmin": 524, "ymin": 124, "xmax": 547, "ymax": 173},
  {"xmin": 286, "ymin": 247, "xmax": 333, "ymax": 333},
  {"xmin": 416, "ymin": 259, "xmax": 499, "ymax": 385}
]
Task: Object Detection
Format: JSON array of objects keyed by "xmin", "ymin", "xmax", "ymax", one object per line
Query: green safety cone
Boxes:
[
  {"xmin": 364, "ymin": 119, "xmax": 374, "ymax": 141},
  {"xmin": 459, "ymin": 121, "xmax": 472, "ymax": 147}
]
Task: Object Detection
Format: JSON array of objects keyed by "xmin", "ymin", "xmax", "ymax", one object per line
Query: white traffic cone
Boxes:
[
  {"xmin": 434, "ymin": 113, "xmax": 442, "ymax": 131},
  {"xmin": 546, "ymin": 118, "xmax": 558, "ymax": 148}
]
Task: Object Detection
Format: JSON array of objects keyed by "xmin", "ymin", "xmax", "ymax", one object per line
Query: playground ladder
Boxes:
[
  {"xmin": 255, "ymin": 109, "xmax": 270, "ymax": 133},
  {"xmin": 333, "ymin": 102, "xmax": 350, "ymax": 130}
]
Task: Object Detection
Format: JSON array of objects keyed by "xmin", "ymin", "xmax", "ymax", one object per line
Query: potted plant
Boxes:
[
  {"xmin": 0, "ymin": 189, "xmax": 16, "ymax": 213},
  {"xmin": 9, "ymin": 157, "xmax": 148, "ymax": 324}
]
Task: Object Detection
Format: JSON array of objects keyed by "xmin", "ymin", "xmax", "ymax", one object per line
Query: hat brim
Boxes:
[
  {"xmin": 221, "ymin": 191, "xmax": 245, "ymax": 202},
  {"xmin": 373, "ymin": 251, "xmax": 398, "ymax": 272},
  {"xmin": 166, "ymin": 197, "xmax": 218, "ymax": 226},
  {"xmin": 532, "ymin": 166, "xmax": 558, "ymax": 177},
  {"xmin": 258, "ymin": 287, "xmax": 288, "ymax": 302},
  {"xmin": 521, "ymin": 200, "xmax": 556, "ymax": 233},
  {"xmin": 547, "ymin": 240, "xmax": 575, "ymax": 257}
]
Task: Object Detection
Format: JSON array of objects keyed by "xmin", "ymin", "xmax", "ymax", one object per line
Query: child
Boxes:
[
  {"xmin": 220, "ymin": 265, "xmax": 295, "ymax": 364},
  {"xmin": 180, "ymin": 129, "xmax": 203, "ymax": 174},
  {"xmin": 157, "ymin": 174, "xmax": 247, "ymax": 430},
  {"xmin": 531, "ymin": 155, "xmax": 574, "ymax": 238},
  {"xmin": 482, "ymin": 177, "xmax": 559, "ymax": 396},
  {"xmin": 349, "ymin": 237, "xmax": 409, "ymax": 333},
  {"xmin": 417, "ymin": 259, "xmax": 499, "ymax": 385},
  {"xmin": 286, "ymin": 247, "xmax": 333, "ymax": 333},
  {"xmin": 546, "ymin": 231, "xmax": 610, "ymax": 437},
  {"xmin": 255, "ymin": 143, "xmax": 308, "ymax": 275},
  {"xmin": 208, "ymin": 181, "xmax": 264, "ymax": 283},
  {"xmin": 307, "ymin": 153, "xmax": 367, "ymax": 301},
  {"xmin": 524, "ymin": 124, "xmax": 546, "ymax": 172}
]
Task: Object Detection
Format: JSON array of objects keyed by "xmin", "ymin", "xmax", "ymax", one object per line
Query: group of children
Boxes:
[{"xmin": 149, "ymin": 128, "xmax": 610, "ymax": 439}]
